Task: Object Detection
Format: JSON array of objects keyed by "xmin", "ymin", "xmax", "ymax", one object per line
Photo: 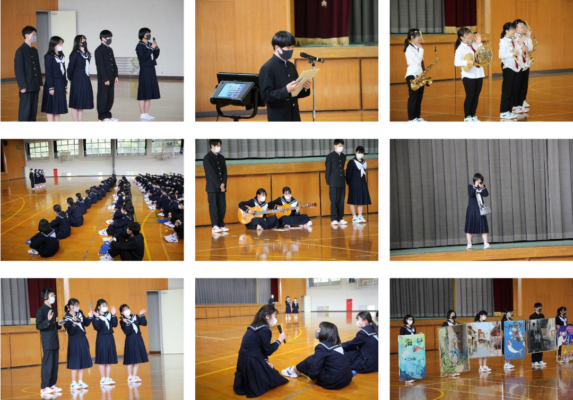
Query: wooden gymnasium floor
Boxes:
[
  {"xmin": 196, "ymin": 311, "xmax": 379, "ymax": 400},
  {"xmin": 390, "ymin": 71, "xmax": 573, "ymax": 122},
  {"xmin": 195, "ymin": 214, "xmax": 379, "ymax": 261},
  {"xmin": 0, "ymin": 354, "xmax": 183, "ymax": 399},
  {"xmin": 1, "ymin": 78, "xmax": 184, "ymax": 121},
  {"xmin": 390, "ymin": 351, "xmax": 573, "ymax": 399},
  {"xmin": 0, "ymin": 177, "xmax": 183, "ymax": 261},
  {"xmin": 196, "ymin": 110, "xmax": 378, "ymax": 122}
]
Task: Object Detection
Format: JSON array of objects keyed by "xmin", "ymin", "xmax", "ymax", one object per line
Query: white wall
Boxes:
[
  {"xmin": 160, "ymin": 289, "xmax": 184, "ymax": 354},
  {"xmin": 25, "ymin": 139, "xmax": 184, "ymax": 176},
  {"xmin": 307, "ymin": 281, "xmax": 379, "ymax": 312},
  {"xmin": 58, "ymin": 0, "xmax": 184, "ymax": 77},
  {"xmin": 168, "ymin": 279, "xmax": 184, "ymax": 289}
]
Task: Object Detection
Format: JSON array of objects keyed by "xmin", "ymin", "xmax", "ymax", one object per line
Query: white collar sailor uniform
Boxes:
[
  {"xmin": 65, "ymin": 311, "xmax": 89, "ymax": 333},
  {"xmin": 254, "ymin": 198, "xmax": 268, "ymax": 212}
]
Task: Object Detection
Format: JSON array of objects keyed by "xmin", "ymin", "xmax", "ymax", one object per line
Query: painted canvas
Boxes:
[
  {"xmin": 398, "ymin": 334, "xmax": 426, "ymax": 382},
  {"xmin": 557, "ymin": 325, "xmax": 573, "ymax": 362},
  {"xmin": 504, "ymin": 320, "xmax": 526, "ymax": 360},
  {"xmin": 438, "ymin": 325, "xmax": 470, "ymax": 377},
  {"xmin": 467, "ymin": 322, "xmax": 502, "ymax": 358},
  {"xmin": 526, "ymin": 318, "xmax": 557, "ymax": 354}
]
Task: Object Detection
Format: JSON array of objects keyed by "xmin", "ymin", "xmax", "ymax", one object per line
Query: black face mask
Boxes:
[
  {"xmin": 451, "ymin": 315, "xmax": 456, "ymax": 320},
  {"xmin": 537, "ymin": 308, "xmax": 542, "ymax": 312},
  {"xmin": 105, "ymin": 38, "xmax": 112, "ymax": 45},
  {"xmin": 145, "ymin": 34, "xmax": 151, "ymax": 41},
  {"xmin": 82, "ymin": 41, "xmax": 87, "ymax": 48},
  {"xmin": 278, "ymin": 48, "xmax": 293, "ymax": 61}
]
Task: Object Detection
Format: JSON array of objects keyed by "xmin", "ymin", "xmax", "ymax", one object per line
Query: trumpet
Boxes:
[{"xmin": 462, "ymin": 33, "xmax": 493, "ymax": 72}]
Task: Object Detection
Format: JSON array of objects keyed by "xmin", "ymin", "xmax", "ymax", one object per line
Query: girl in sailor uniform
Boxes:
[
  {"xmin": 75, "ymin": 193, "xmax": 87, "ymax": 215},
  {"xmin": 40, "ymin": 169, "xmax": 46, "ymax": 185},
  {"xmin": 404, "ymin": 29, "xmax": 427, "ymax": 122},
  {"xmin": 282, "ymin": 322, "xmax": 353, "ymax": 390},
  {"xmin": 284, "ymin": 296, "xmax": 292, "ymax": 319},
  {"xmin": 35, "ymin": 169, "xmax": 42, "ymax": 187},
  {"xmin": 64, "ymin": 298, "xmax": 93, "ymax": 390},
  {"xmin": 92, "ymin": 299, "xmax": 118, "ymax": 385},
  {"xmin": 66, "ymin": 197, "xmax": 84, "ymax": 227},
  {"xmin": 99, "ymin": 206, "xmax": 133, "ymax": 236},
  {"xmin": 398, "ymin": 314, "xmax": 418, "ymax": 383},
  {"xmin": 136, "ymin": 28, "xmax": 161, "ymax": 120},
  {"xmin": 49, "ymin": 205, "xmax": 71, "ymax": 239},
  {"xmin": 442, "ymin": 310, "xmax": 460, "ymax": 327},
  {"xmin": 83, "ymin": 190, "xmax": 92, "ymax": 209},
  {"xmin": 292, "ymin": 298, "xmax": 299, "ymax": 314},
  {"xmin": 68, "ymin": 35, "xmax": 94, "ymax": 121},
  {"xmin": 119, "ymin": 304, "xmax": 149, "ymax": 383},
  {"xmin": 238, "ymin": 188, "xmax": 279, "ymax": 231},
  {"xmin": 454, "ymin": 28, "xmax": 485, "ymax": 122},
  {"xmin": 474, "ymin": 310, "xmax": 492, "ymax": 372},
  {"xmin": 501, "ymin": 309, "xmax": 515, "ymax": 369},
  {"xmin": 233, "ymin": 305, "xmax": 288, "ymax": 397},
  {"xmin": 41, "ymin": 36, "xmax": 68, "ymax": 120},
  {"xmin": 28, "ymin": 219, "xmax": 59, "ymax": 257},
  {"xmin": 465, "ymin": 173, "xmax": 490, "ymax": 250},
  {"xmin": 346, "ymin": 146, "xmax": 371, "ymax": 224},
  {"xmin": 268, "ymin": 187, "xmax": 311, "ymax": 229},
  {"xmin": 341, "ymin": 311, "xmax": 378, "ymax": 374},
  {"xmin": 499, "ymin": 22, "xmax": 523, "ymax": 120}
]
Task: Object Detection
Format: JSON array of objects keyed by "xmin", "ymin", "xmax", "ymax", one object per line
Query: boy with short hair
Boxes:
[
  {"xmin": 325, "ymin": 139, "xmax": 347, "ymax": 225},
  {"xmin": 15, "ymin": 26, "xmax": 43, "ymax": 121},
  {"xmin": 203, "ymin": 139, "xmax": 228, "ymax": 233},
  {"xmin": 95, "ymin": 30, "xmax": 119, "ymax": 122}
]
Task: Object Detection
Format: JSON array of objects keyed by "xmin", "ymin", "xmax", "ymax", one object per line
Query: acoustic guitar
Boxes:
[
  {"xmin": 238, "ymin": 203, "xmax": 317, "ymax": 225},
  {"xmin": 274, "ymin": 202, "xmax": 317, "ymax": 219}
]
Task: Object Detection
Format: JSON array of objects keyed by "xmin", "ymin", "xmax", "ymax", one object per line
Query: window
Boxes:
[
  {"xmin": 84, "ymin": 139, "xmax": 111, "ymax": 156},
  {"xmin": 27, "ymin": 141, "xmax": 50, "ymax": 160},
  {"xmin": 308, "ymin": 278, "xmax": 341, "ymax": 287},
  {"xmin": 152, "ymin": 139, "xmax": 182, "ymax": 155},
  {"xmin": 117, "ymin": 139, "xmax": 147, "ymax": 156},
  {"xmin": 54, "ymin": 140, "xmax": 79, "ymax": 158}
]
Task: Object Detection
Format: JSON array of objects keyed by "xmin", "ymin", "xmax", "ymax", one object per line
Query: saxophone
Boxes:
[
  {"xmin": 523, "ymin": 20, "xmax": 538, "ymax": 66},
  {"xmin": 411, "ymin": 46, "xmax": 438, "ymax": 91}
]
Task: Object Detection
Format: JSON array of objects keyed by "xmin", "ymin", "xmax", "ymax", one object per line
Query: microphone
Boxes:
[
  {"xmin": 277, "ymin": 324, "xmax": 287, "ymax": 344},
  {"xmin": 300, "ymin": 52, "xmax": 325, "ymax": 63}
]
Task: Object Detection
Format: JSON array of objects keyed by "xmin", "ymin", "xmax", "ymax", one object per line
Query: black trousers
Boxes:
[
  {"xmin": 406, "ymin": 75, "xmax": 424, "ymax": 121},
  {"xmin": 532, "ymin": 352, "xmax": 543, "ymax": 363},
  {"xmin": 30, "ymin": 177, "xmax": 35, "ymax": 188},
  {"xmin": 329, "ymin": 186, "xmax": 346, "ymax": 221},
  {"xmin": 462, "ymin": 78, "xmax": 483, "ymax": 118},
  {"xmin": 18, "ymin": 90, "xmax": 40, "ymax": 121},
  {"xmin": 41, "ymin": 349, "xmax": 59, "ymax": 389},
  {"xmin": 518, "ymin": 68, "xmax": 530, "ymax": 106},
  {"xmin": 207, "ymin": 192, "xmax": 226, "ymax": 227},
  {"xmin": 97, "ymin": 81, "xmax": 115, "ymax": 120},
  {"xmin": 500, "ymin": 68, "xmax": 523, "ymax": 113}
]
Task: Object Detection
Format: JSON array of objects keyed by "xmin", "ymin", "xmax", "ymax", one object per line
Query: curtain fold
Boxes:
[
  {"xmin": 455, "ymin": 278, "xmax": 494, "ymax": 317},
  {"xmin": 295, "ymin": 0, "xmax": 351, "ymax": 46},
  {"xmin": 493, "ymin": 279, "xmax": 513, "ymax": 313},
  {"xmin": 1, "ymin": 278, "xmax": 31, "ymax": 326},
  {"xmin": 195, "ymin": 139, "xmax": 378, "ymax": 160},
  {"xmin": 391, "ymin": 140, "xmax": 572, "ymax": 249},
  {"xmin": 195, "ymin": 279, "xmax": 257, "ymax": 305},
  {"xmin": 390, "ymin": 278, "xmax": 454, "ymax": 318},
  {"xmin": 27, "ymin": 278, "xmax": 57, "ymax": 317},
  {"xmin": 349, "ymin": 0, "xmax": 378, "ymax": 44},
  {"xmin": 390, "ymin": 0, "xmax": 444, "ymax": 35},
  {"xmin": 444, "ymin": 0, "xmax": 477, "ymax": 34}
]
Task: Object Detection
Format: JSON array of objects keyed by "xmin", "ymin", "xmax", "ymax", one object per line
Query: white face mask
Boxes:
[
  {"xmin": 284, "ymin": 195, "xmax": 292, "ymax": 201},
  {"xmin": 101, "ymin": 306, "xmax": 109, "ymax": 313},
  {"xmin": 507, "ymin": 313, "xmax": 511, "ymax": 318},
  {"xmin": 356, "ymin": 153, "xmax": 364, "ymax": 160},
  {"xmin": 481, "ymin": 316, "xmax": 486, "ymax": 321},
  {"xmin": 356, "ymin": 321, "xmax": 363, "ymax": 328},
  {"xmin": 335, "ymin": 146, "xmax": 344, "ymax": 153},
  {"xmin": 73, "ymin": 306, "xmax": 80, "ymax": 313},
  {"xmin": 49, "ymin": 296, "xmax": 56, "ymax": 304},
  {"xmin": 407, "ymin": 319, "xmax": 413, "ymax": 325},
  {"xmin": 56, "ymin": 46, "xmax": 63, "ymax": 52},
  {"xmin": 259, "ymin": 197, "xmax": 266, "ymax": 203},
  {"xmin": 269, "ymin": 317, "xmax": 277, "ymax": 327},
  {"xmin": 214, "ymin": 146, "xmax": 221, "ymax": 153},
  {"xmin": 123, "ymin": 310, "xmax": 131, "ymax": 317}
]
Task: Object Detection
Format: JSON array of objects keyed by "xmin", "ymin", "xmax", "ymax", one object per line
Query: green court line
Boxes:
[{"xmin": 391, "ymin": 240, "xmax": 573, "ymax": 256}]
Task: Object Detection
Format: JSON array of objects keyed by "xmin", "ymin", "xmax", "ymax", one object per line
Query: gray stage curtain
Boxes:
[
  {"xmin": 195, "ymin": 279, "xmax": 271, "ymax": 305},
  {"xmin": 455, "ymin": 279, "xmax": 494, "ymax": 317},
  {"xmin": 256, "ymin": 279, "xmax": 271, "ymax": 304},
  {"xmin": 1, "ymin": 278, "xmax": 30, "ymax": 326},
  {"xmin": 390, "ymin": 0, "xmax": 444, "ymax": 34},
  {"xmin": 390, "ymin": 279, "xmax": 453, "ymax": 318},
  {"xmin": 195, "ymin": 139, "xmax": 379, "ymax": 160},
  {"xmin": 349, "ymin": 0, "xmax": 378, "ymax": 43},
  {"xmin": 390, "ymin": 140, "xmax": 573, "ymax": 249}
]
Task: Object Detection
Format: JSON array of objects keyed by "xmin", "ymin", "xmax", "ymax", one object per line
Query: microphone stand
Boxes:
[{"xmin": 309, "ymin": 57, "xmax": 316, "ymax": 122}]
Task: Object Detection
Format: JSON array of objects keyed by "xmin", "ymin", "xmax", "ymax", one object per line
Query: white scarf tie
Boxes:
[
  {"xmin": 79, "ymin": 51, "xmax": 90, "ymax": 76},
  {"xmin": 354, "ymin": 159, "xmax": 367, "ymax": 177},
  {"xmin": 66, "ymin": 312, "xmax": 85, "ymax": 332},
  {"xmin": 475, "ymin": 187, "xmax": 485, "ymax": 208},
  {"xmin": 55, "ymin": 54, "xmax": 65, "ymax": 75},
  {"xmin": 125, "ymin": 315, "xmax": 138, "ymax": 334},
  {"xmin": 99, "ymin": 312, "xmax": 112, "ymax": 330}
]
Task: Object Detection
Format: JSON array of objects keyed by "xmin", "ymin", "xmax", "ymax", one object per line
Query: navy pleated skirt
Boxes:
[
  {"xmin": 123, "ymin": 334, "xmax": 149, "ymax": 365},
  {"xmin": 233, "ymin": 354, "xmax": 288, "ymax": 397},
  {"xmin": 137, "ymin": 67, "xmax": 161, "ymax": 100},
  {"xmin": 69, "ymin": 76, "xmax": 94, "ymax": 109},
  {"xmin": 464, "ymin": 204, "xmax": 489, "ymax": 234},
  {"xmin": 67, "ymin": 335, "xmax": 93, "ymax": 370},
  {"xmin": 95, "ymin": 334, "xmax": 118, "ymax": 364},
  {"xmin": 347, "ymin": 179, "xmax": 372, "ymax": 205},
  {"xmin": 41, "ymin": 79, "xmax": 68, "ymax": 115}
]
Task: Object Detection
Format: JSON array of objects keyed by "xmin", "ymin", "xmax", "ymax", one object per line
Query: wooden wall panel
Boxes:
[
  {"xmin": 10, "ymin": 332, "xmax": 41, "ymax": 367},
  {"xmin": 1, "ymin": 334, "xmax": 11, "ymax": 368},
  {"xmin": 1, "ymin": 140, "xmax": 26, "ymax": 182},
  {"xmin": 1, "ymin": 0, "xmax": 58, "ymax": 79},
  {"xmin": 367, "ymin": 169, "xmax": 379, "ymax": 213},
  {"xmin": 279, "ymin": 278, "xmax": 306, "ymax": 313},
  {"xmin": 196, "ymin": 307, "xmax": 207, "ymax": 319},
  {"xmin": 361, "ymin": 59, "xmax": 379, "ymax": 110},
  {"xmin": 270, "ymin": 172, "xmax": 321, "ymax": 217},
  {"xmin": 517, "ymin": 279, "xmax": 573, "ymax": 322}
]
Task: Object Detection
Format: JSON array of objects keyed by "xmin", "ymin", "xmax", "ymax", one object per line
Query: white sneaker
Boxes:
[
  {"xmin": 50, "ymin": 386, "xmax": 62, "ymax": 392},
  {"xmin": 339, "ymin": 219, "xmax": 347, "ymax": 225},
  {"xmin": 331, "ymin": 220, "xmax": 339, "ymax": 225},
  {"xmin": 417, "ymin": 118, "xmax": 427, "ymax": 122},
  {"xmin": 106, "ymin": 219, "xmax": 114, "ymax": 224},
  {"xmin": 109, "ymin": 118, "xmax": 119, "ymax": 122},
  {"xmin": 145, "ymin": 113, "xmax": 156, "ymax": 120},
  {"xmin": 500, "ymin": 112, "xmax": 517, "ymax": 119},
  {"xmin": 132, "ymin": 376, "xmax": 142, "ymax": 382},
  {"xmin": 504, "ymin": 363, "xmax": 511, "ymax": 369},
  {"xmin": 523, "ymin": 101, "xmax": 530, "ymax": 109},
  {"xmin": 507, "ymin": 363, "xmax": 515, "ymax": 369},
  {"xmin": 140, "ymin": 113, "xmax": 153, "ymax": 120},
  {"xmin": 28, "ymin": 249, "xmax": 39, "ymax": 255},
  {"xmin": 98, "ymin": 229, "xmax": 108, "ymax": 236},
  {"xmin": 467, "ymin": 243, "xmax": 472, "ymax": 250},
  {"xmin": 127, "ymin": 376, "xmax": 135, "ymax": 383},
  {"xmin": 220, "ymin": 227, "xmax": 229, "ymax": 231},
  {"xmin": 100, "ymin": 118, "xmax": 112, "ymax": 122},
  {"xmin": 409, "ymin": 119, "xmax": 419, "ymax": 122},
  {"xmin": 358, "ymin": 215, "xmax": 366, "ymax": 223},
  {"xmin": 164, "ymin": 222, "xmax": 175, "ymax": 228},
  {"xmin": 512, "ymin": 106, "xmax": 525, "ymax": 114},
  {"xmin": 99, "ymin": 254, "xmax": 114, "ymax": 261},
  {"xmin": 78, "ymin": 381, "xmax": 88, "ymax": 389},
  {"xmin": 100, "ymin": 378, "xmax": 108, "ymax": 385},
  {"xmin": 306, "ymin": 220, "xmax": 313, "ymax": 226},
  {"xmin": 32, "ymin": 188, "xmax": 35, "ymax": 190},
  {"xmin": 41, "ymin": 387, "xmax": 55, "ymax": 394},
  {"xmin": 158, "ymin": 212, "xmax": 165, "ymax": 216},
  {"xmin": 106, "ymin": 377, "xmax": 115, "ymax": 385},
  {"xmin": 483, "ymin": 366, "xmax": 491, "ymax": 371},
  {"xmin": 533, "ymin": 362, "xmax": 540, "ymax": 367},
  {"xmin": 165, "ymin": 235, "xmax": 179, "ymax": 243},
  {"xmin": 464, "ymin": 116, "xmax": 473, "ymax": 122},
  {"xmin": 212, "ymin": 226, "xmax": 222, "ymax": 233},
  {"xmin": 539, "ymin": 361, "xmax": 547, "ymax": 366},
  {"xmin": 479, "ymin": 366, "xmax": 485, "ymax": 372},
  {"xmin": 282, "ymin": 366, "xmax": 298, "ymax": 378},
  {"xmin": 473, "ymin": 116, "xmax": 481, "ymax": 122},
  {"xmin": 484, "ymin": 242, "xmax": 490, "ymax": 249},
  {"xmin": 352, "ymin": 216, "xmax": 359, "ymax": 223},
  {"xmin": 70, "ymin": 382, "xmax": 81, "ymax": 390}
]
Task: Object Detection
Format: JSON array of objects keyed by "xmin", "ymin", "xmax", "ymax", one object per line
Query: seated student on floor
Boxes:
[
  {"xmin": 268, "ymin": 186, "xmax": 312, "ymax": 229},
  {"xmin": 88, "ymin": 187, "xmax": 98, "ymax": 204},
  {"xmin": 50, "ymin": 205, "xmax": 71, "ymax": 239},
  {"xmin": 28, "ymin": 219, "xmax": 60, "ymax": 258},
  {"xmin": 282, "ymin": 322, "xmax": 353, "ymax": 390},
  {"xmin": 67, "ymin": 197, "xmax": 84, "ymax": 227},
  {"xmin": 100, "ymin": 222, "xmax": 144, "ymax": 261},
  {"xmin": 165, "ymin": 201, "xmax": 184, "ymax": 243},
  {"xmin": 83, "ymin": 190, "xmax": 92, "ymax": 209},
  {"xmin": 75, "ymin": 193, "xmax": 87, "ymax": 214},
  {"xmin": 164, "ymin": 200, "xmax": 183, "ymax": 228},
  {"xmin": 158, "ymin": 195, "xmax": 178, "ymax": 217},
  {"xmin": 233, "ymin": 305, "xmax": 287, "ymax": 397},
  {"xmin": 99, "ymin": 205, "xmax": 133, "ymax": 236},
  {"xmin": 341, "ymin": 311, "xmax": 379, "ymax": 373},
  {"xmin": 109, "ymin": 191, "xmax": 124, "ymax": 210},
  {"xmin": 239, "ymin": 188, "xmax": 279, "ymax": 231},
  {"xmin": 149, "ymin": 187, "xmax": 169, "ymax": 211},
  {"xmin": 99, "ymin": 184, "xmax": 107, "ymax": 199}
]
